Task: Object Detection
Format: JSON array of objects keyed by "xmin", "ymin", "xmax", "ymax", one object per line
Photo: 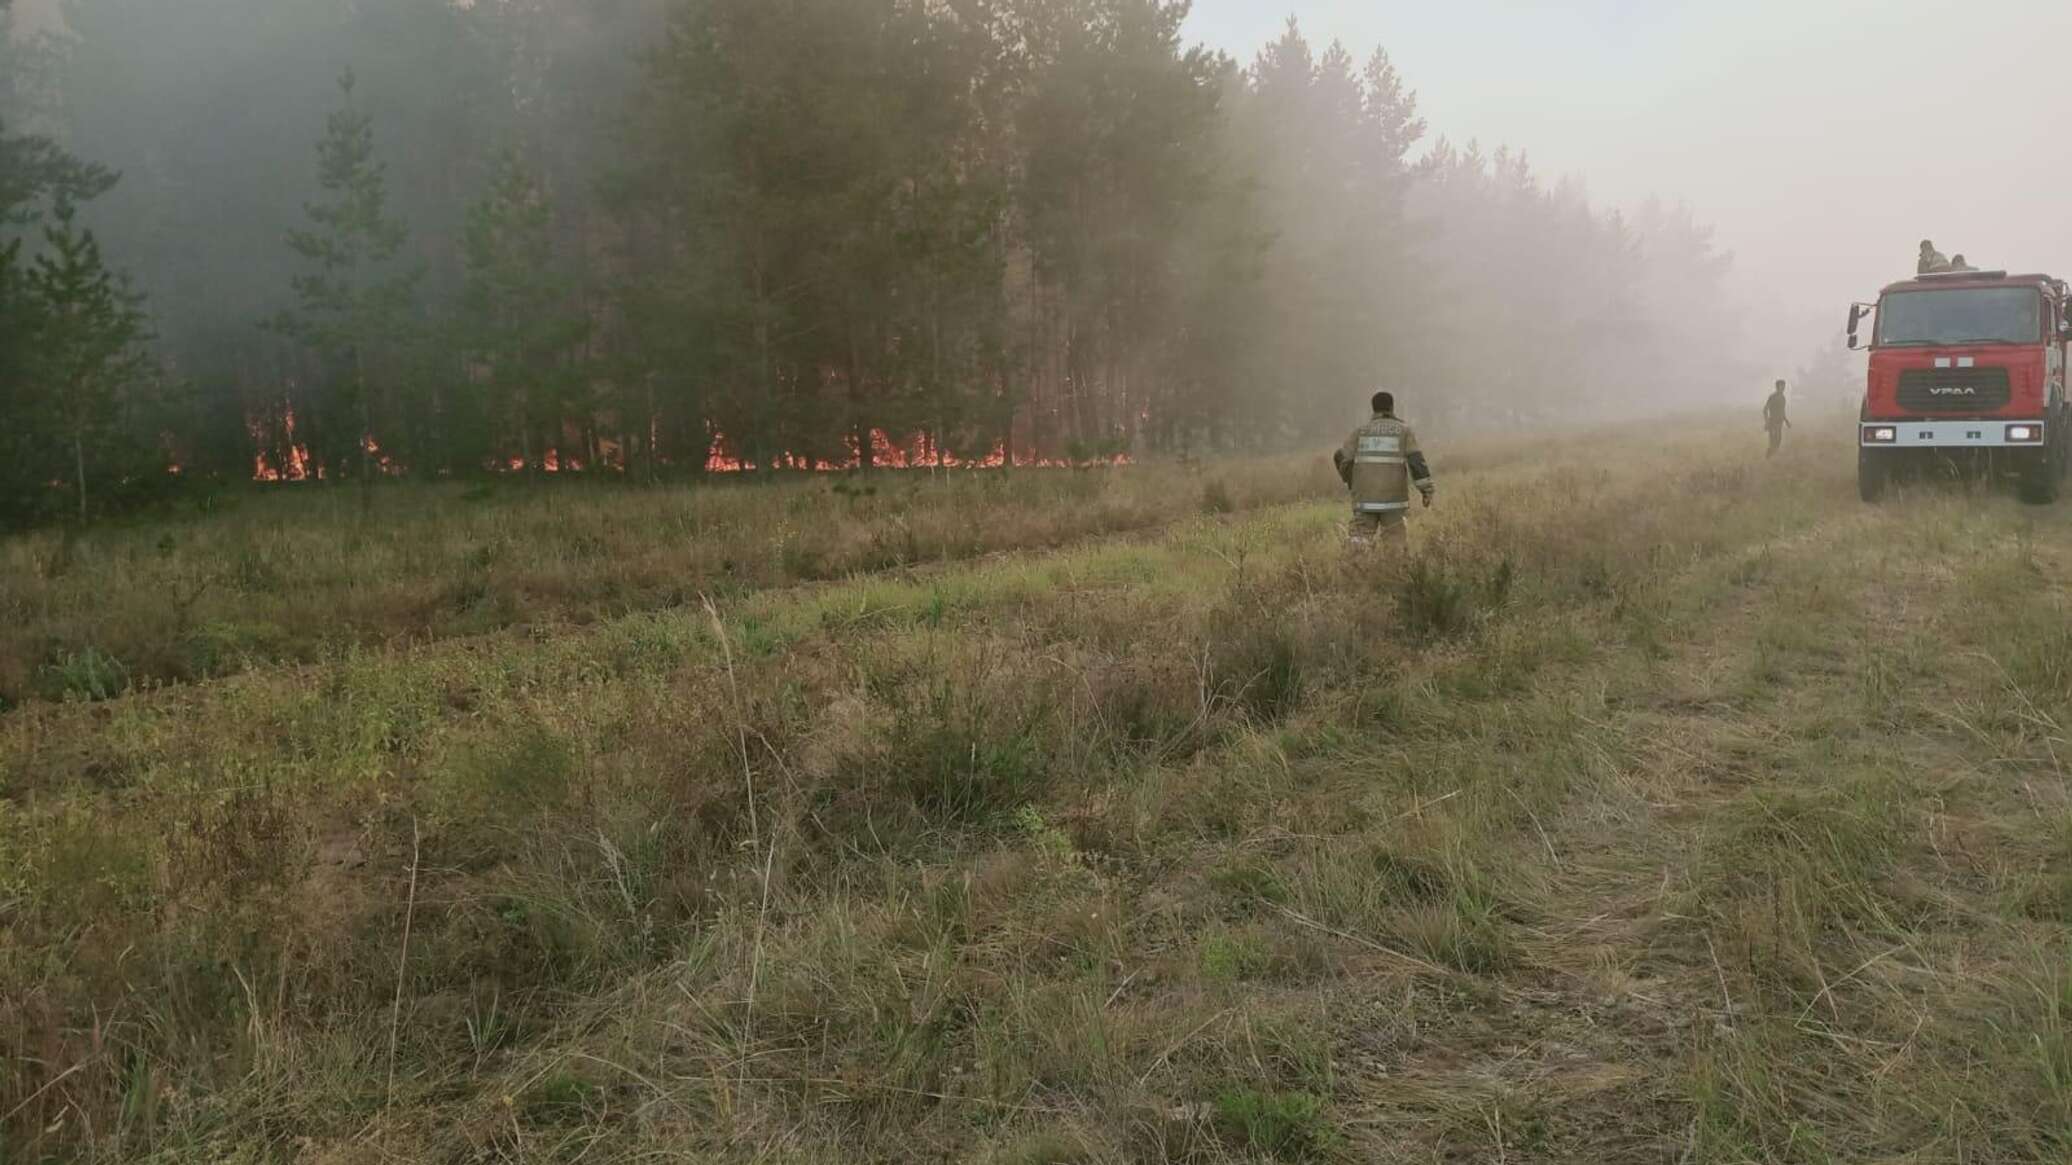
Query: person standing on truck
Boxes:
[
  {"xmin": 1918, "ymin": 240, "xmax": 1951, "ymax": 274},
  {"xmin": 1763, "ymin": 380, "xmax": 1791, "ymax": 457},
  {"xmin": 1334, "ymin": 390, "xmax": 1435, "ymax": 549}
]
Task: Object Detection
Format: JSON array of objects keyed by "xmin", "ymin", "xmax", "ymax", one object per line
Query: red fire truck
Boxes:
[{"xmin": 1850, "ymin": 270, "xmax": 2072, "ymax": 503}]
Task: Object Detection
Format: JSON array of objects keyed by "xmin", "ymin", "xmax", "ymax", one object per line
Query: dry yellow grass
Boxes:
[
  {"xmin": 0, "ymin": 458, "xmax": 1332, "ymax": 707},
  {"xmin": 4, "ymin": 416, "xmax": 2071, "ymax": 1162}
]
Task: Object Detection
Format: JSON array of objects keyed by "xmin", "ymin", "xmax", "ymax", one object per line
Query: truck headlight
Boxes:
[
  {"xmin": 1864, "ymin": 427, "xmax": 1898, "ymax": 444},
  {"xmin": 2007, "ymin": 424, "xmax": 2043, "ymax": 443}
]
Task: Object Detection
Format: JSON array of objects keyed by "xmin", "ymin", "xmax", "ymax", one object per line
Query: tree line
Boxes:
[{"xmin": 0, "ymin": 0, "xmax": 1741, "ymax": 527}]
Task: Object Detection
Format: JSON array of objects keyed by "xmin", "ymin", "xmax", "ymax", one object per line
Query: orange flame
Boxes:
[
  {"xmin": 703, "ymin": 429, "xmax": 1129, "ymax": 473},
  {"xmin": 251, "ymin": 404, "xmax": 314, "ymax": 482},
  {"xmin": 246, "ymin": 416, "xmax": 1129, "ymax": 481},
  {"xmin": 489, "ymin": 448, "xmax": 592, "ymax": 474},
  {"xmin": 361, "ymin": 434, "xmax": 403, "ymax": 476}
]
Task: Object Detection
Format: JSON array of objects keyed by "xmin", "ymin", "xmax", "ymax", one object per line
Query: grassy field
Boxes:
[
  {"xmin": 0, "ymin": 458, "xmax": 1341, "ymax": 709},
  {"xmin": 6, "ymin": 416, "xmax": 2072, "ymax": 1162}
]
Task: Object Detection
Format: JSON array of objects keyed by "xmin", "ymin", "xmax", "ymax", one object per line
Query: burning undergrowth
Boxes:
[{"xmin": 243, "ymin": 404, "xmax": 1131, "ymax": 483}]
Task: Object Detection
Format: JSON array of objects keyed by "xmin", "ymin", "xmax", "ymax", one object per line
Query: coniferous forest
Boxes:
[{"xmin": 1, "ymin": 0, "xmax": 1739, "ymax": 529}]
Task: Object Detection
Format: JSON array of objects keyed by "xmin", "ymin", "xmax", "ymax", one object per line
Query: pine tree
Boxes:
[
  {"xmin": 625, "ymin": 0, "xmax": 1012, "ymax": 470},
  {"xmin": 1232, "ymin": 21, "xmax": 1428, "ymax": 439},
  {"xmin": 26, "ymin": 198, "xmax": 152, "ymax": 521},
  {"xmin": 0, "ymin": 221, "xmax": 40, "ymax": 519},
  {"xmin": 460, "ymin": 150, "xmax": 589, "ymax": 474},
  {"xmin": 1014, "ymin": 0, "xmax": 1223, "ymax": 453},
  {"xmin": 272, "ymin": 69, "xmax": 419, "ymax": 481},
  {"xmin": 3, "ymin": 71, "xmax": 123, "ymax": 526},
  {"xmin": 1168, "ymin": 57, "xmax": 1273, "ymax": 452}
]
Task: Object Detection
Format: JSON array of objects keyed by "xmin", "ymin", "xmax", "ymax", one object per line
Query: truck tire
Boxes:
[
  {"xmin": 2019, "ymin": 448, "xmax": 2059, "ymax": 505},
  {"xmin": 1858, "ymin": 447, "xmax": 1887, "ymax": 503}
]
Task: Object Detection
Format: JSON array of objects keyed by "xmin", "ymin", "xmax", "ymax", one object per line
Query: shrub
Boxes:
[
  {"xmin": 40, "ymin": 647, "xmax": 128, "ymax": 702},
  {"xmin": 904, "ymin": 716, "xmax": 1042, "ymax": 826},
  {"xmin": 453, "ymin": 722, "xmax": 578, "ymax": 819},
  {"xmin": 1199, "ymin": 928, "xmax": 1271, "ymax": 982},
  {"xmin": 1209, "ymin": 859, "xmax": 1290, "ymax": 911},
  {"xmin": 39, "ymin": 809, "xmax": 156, "ymax": 916},
  {"xmin": 231, "ymin": 546, "xmax": 284, "ymax": 593},
  {"xmin": 178, "ymin": 620, "xmax": 284, "ymax": 679},
  {"xmin": 1396, "ymin": 555, "xmax": 1477, "ymax": 641},
  {"xmin": 1213, "ymin": 1088, "xmax": 1338, "ymax": 1160},
  {"xmin": 1210, "ymin": 621, "xmax": 1303, "ymax": 722},
  {"xmin": 877, "ymin": 679, "xmax": 1049, "ymax": 828},
  {"xmin": 521, "ymin": 1069, "xmax": 600, "ymax": 1124}
]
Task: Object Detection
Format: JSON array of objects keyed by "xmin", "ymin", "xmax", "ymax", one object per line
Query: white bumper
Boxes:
[{"xmin": 1861, "ymin": 421, "xmax": 2045, "ymax": 449}]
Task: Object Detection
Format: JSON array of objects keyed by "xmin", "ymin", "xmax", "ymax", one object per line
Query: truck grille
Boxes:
[{"xmin": 1895, "ymin": 367, "xmax": 2011, "ymax": 413}]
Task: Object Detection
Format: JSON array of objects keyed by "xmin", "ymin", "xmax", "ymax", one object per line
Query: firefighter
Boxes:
[
  {"xmin": 1764, "ymin": 379, "xmax": 1791, "ymax": 457},
  {"xmin": 1918, "ymin": 240, "xmax": 1951, "ymax": 274},
  {"xmin": 1334, "ymin": 390, "xmax": 1434, "ymax": 548},
  {"xmin": 1950, "ymin": 253, "xmax": 1974, "ymax": 272}
]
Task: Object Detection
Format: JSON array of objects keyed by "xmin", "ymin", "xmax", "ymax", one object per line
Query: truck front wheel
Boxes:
[
  {"xmin": 2019, "ymin": 447, "xmax": 2059, "ymax": 505},
  {"xmin": 1858, "ymin": 447, "xmax": 1888, "ymax": 503}
]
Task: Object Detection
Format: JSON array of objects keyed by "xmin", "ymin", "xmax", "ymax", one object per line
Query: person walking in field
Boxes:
[
  {"xmin": 1764, "ymin": 379, "xmax": 1791, "ymax": 457},
  {"xmin": 1334, "ymin": 390, "xmax": 1435, "ymax": 549}
]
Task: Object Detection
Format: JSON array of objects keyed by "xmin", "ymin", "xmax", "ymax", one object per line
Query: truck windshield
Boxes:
[{"xmin": 1877, "ymin": 288, "xmax": 2042, "ymax": 346}]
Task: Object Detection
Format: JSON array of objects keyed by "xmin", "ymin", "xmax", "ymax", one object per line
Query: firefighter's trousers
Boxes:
[{"xmin": 1349, "ymin": 508, "xmax": 1408, "ymax": 549}]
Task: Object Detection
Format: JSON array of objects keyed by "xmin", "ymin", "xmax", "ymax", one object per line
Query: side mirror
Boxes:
[{"xmin": 1846, "ymin": 304, "xmax": 1864, "ymax": 350}]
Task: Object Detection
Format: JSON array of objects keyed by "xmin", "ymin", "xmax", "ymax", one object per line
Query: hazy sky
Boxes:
[
  {"xmin": 1189, "ymin": 0, "xmax": 2072, "ymax": 373},
  {"xmin": 15, "ymin": 0, "xmax": 2069, "ymax": 380}
]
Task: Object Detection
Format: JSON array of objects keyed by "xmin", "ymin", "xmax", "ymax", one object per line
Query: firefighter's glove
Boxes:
[{"xmin": 1421, "ymin": 489, "xmax": 1434, "ymax": 509}]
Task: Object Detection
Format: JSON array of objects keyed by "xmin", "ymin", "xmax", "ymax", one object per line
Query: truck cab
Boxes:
[{"xmin": 1851, "ymin": 271, "xmax": 2072, "ymax": 503}]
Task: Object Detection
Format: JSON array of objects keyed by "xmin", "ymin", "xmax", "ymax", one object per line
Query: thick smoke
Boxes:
[{"xmin": 4, "ymin": 0, "xmax": 1751, "ymax": 522}]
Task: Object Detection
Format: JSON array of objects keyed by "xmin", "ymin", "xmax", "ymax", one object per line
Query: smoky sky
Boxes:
[
  {"xmin": 1190, "ymin": 0, "xmax": 2072, "ymax": 378},
  {"xmin": 17, "ymin": 0, "xmax": 2069, "ymax": 386}
]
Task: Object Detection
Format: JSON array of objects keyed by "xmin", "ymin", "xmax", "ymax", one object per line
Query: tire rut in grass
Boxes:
[
  {"xmin": 1323, "ymin": 504, "xmax": 1897, "ymax": 1161},
  {"xmin": 1394, "ymin": 499, "xmax": 2068, "ymax": 1161}
]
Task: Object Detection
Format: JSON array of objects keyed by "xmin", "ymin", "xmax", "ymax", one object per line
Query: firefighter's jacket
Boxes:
[{"xmin": 1335, "ymin": 412, "xmax": 1434, "ymax": 514}]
